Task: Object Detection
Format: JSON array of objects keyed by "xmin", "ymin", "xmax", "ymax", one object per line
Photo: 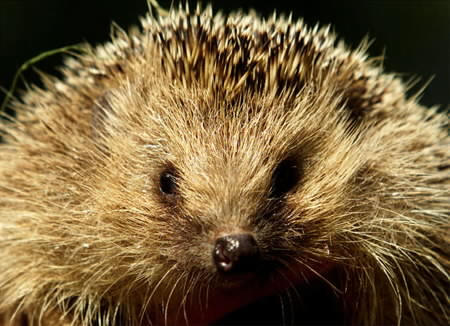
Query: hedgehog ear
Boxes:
[
  {"xmin": 340, "ymin": 69, "xmax": 396, "ymax": 126},
  {"xmin": 343, "ymin": 82, "xmax": 381, "ymax": 124}
]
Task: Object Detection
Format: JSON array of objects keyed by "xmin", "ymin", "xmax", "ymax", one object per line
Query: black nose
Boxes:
[{"xmin": 213, "ymin": 233, "xmax": 260, "ymax": 273}]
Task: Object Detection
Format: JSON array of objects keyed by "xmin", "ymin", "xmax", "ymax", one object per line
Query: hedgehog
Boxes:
[{"xmin": 0, "ymin": 3, "xmax": 448, "ymax": 326}]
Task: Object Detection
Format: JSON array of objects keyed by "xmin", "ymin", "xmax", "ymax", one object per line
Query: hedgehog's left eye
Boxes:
[
  {"xmin": 270, "ymin": 158, "xmax": 300, "ymax": 198},
  {"xmin": 160, "ymin": 170, "xmax": 177, "ymax": 196}
]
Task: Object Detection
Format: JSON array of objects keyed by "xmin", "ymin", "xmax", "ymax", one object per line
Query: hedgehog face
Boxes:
[{"xmin": 85, "ymin": 80, "xmax": 362, "ymax": 323}]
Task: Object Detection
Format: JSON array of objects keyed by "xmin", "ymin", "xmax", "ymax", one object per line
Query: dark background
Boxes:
[{"xmin": 0, "ymin": 0, "xmax": 448, "ymax": 109}]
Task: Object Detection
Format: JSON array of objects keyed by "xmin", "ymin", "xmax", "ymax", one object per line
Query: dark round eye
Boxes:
[
  {"xmin": 159, "ymin": 170, "xmax": 177, "ymax": 195},
  {"xmin": 270, "ymin": 158, "xmax": 300, "ymax": 198}
]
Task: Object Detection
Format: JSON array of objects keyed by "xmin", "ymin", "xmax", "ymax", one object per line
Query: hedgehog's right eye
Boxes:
[{"xmin": 159, "ymin": 170, "xmax": 177, "ymax": 196}]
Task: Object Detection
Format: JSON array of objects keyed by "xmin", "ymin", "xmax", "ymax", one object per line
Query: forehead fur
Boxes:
[
  {"xmin": 84, "ymin": 5, "xmax": 374, "ymax": 162},
  {"xmin": 18, "ymin": 2, "xmax": 412, "ymax": 158}
]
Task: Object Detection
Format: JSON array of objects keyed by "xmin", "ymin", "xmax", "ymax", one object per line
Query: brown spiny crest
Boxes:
[{"xmin": 0, "ymin": 3, "xmax": 449, "ymax": 326}]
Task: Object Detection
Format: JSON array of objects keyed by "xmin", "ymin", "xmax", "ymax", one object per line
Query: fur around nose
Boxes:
[{"xmin": 213, "ymin": 233, "xmax": 260, "ymax": 273}]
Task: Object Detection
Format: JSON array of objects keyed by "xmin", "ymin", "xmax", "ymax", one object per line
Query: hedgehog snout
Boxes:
[{"xmin": 212, "ymin": 233, "xmax": 260, "ymax": 273}]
